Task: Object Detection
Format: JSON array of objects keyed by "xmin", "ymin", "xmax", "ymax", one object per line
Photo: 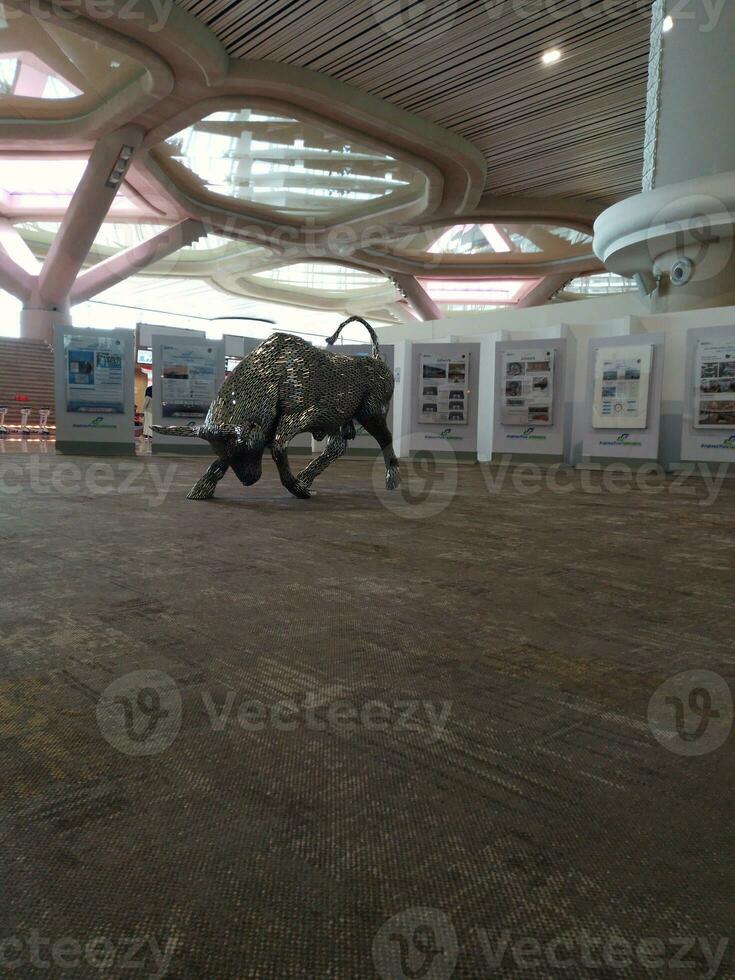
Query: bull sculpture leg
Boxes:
[
  {"xmin": 187, "ymin": 458, "xmax": 230, "ymax": 500},
  {"xmin": 296, "ymin": 433, "xmax": 349, "ymax": 490},
  {"xmin": 356, "ymin": 411, "xmax": 400, "ymax": 490},
  {"xmin": 271, "ymin": 415, "xmax": 313, "ymax": 499}
]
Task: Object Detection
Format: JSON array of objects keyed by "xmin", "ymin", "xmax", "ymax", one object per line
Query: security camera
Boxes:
[{"xmin": 670, "ymin": 258, "xmax": 694, "ymax": 286}]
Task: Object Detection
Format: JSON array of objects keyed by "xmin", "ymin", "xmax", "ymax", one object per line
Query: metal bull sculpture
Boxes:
[{"xmin": 153, "ymin": 316, "xmax": 400, "ymax": 500}]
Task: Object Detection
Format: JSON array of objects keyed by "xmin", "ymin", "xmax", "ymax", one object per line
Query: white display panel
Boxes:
[
  {"xmin": 694, "ymin": 339, "xmax": 735, "ymax": 428},
  {"xmin": 592, "ymin": 345, "xmax": 653, "ymax": 429},
  {"xmin": 418, "ymin": 351, "xmax": 470, "ymax": 425},
  {"xmin": 501, "ymin": 348, "xmax": 555, "ymax": 426}
]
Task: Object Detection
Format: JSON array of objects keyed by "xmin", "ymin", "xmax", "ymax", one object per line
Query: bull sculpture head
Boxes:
[{"xmin": 152, "ymin": 423, "xmax": 267, "ymax": 486}]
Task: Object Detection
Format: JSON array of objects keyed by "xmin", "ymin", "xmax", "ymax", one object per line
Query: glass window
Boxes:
[{"xmin": 158, "ymin": 108, "xmax": 424, "ymax": 216}]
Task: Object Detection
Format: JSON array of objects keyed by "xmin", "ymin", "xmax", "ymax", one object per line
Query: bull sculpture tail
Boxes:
[{"xmin": 326, "ymin": 316, "xmax": 381, "ymax": 359}]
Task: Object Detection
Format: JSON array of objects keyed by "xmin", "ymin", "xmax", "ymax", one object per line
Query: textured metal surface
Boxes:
[
  {"xmin": 0, "ymin": 456, "xmax": 733, "ymax": 978},
  {"xmin": 154, "ymin": 317, "xmax": 399, "ymax": 500}
]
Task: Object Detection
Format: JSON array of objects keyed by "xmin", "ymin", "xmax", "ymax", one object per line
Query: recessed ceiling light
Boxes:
[
  {"xmin": 542, "ymin": 49, "xmax": 562, "ymax": 66},
  {"xmin": 663, "ymin": 15, "xmax": 674, "ymax": 32}
]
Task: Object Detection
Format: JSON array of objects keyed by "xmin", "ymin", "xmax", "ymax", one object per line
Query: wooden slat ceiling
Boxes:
[{"xmin": 175, "ymin": 0, "xmax": 653, "ymax": 206}]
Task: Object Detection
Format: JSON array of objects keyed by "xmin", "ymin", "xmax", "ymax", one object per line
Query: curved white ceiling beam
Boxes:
[
  {"xmin": 70, "ymin": 219, "xmax": 205, "ymax": 304},
  {"xmin": 1, "ymin": 0, "xmax": 175, "ymax": 144},
  {"xmin": 140, "ymin": 95, "xmax": 443, "ymax": 236},
  {"xmin": 350, "ymin": 249, "xmax": 604, "ymax": 279}
]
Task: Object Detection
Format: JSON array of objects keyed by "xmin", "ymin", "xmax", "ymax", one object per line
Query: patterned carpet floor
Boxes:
[{"xmin": 0, "ymin": 453, "xmax": 733, "ymax": 978}]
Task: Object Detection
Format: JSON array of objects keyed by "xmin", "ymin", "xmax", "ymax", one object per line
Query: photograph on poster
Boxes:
[
  {"xmin": 419, "ymin": 352, "xmax": 470, "ymax": 424},
  {"xmin": 592, "ymin": 345, "xmax": 652, "ymax": 429},
  {"xmin": 694, "ymin": 341, "xmax": 735, "ymax": 427},
  {"xmin": 500, "ymin": 349, "xmax": 555, "ymax": 426},
  {"xmin": 65, "ymin": 334, "xmax": 125, "ymax": 413},
  {"xmin": 161, "ymin": 344, "xmax": 217, "ymax": 418}
]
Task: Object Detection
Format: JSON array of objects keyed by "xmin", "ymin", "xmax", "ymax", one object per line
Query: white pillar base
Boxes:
[{"xmin": 20, "ymin": 306, "xmax": 72, "ymax": 345}]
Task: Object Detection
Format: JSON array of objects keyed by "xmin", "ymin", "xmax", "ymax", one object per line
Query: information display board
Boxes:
[
  {"xmin": 694, "ymin": 339, "xmax": 735, "ymax": 428},
  {"xmin": 419, "ymin": 351, "xmax": 470, "ymax": 425},
  {"xmin": 501, "ymin": 348, "xmax": 555, "ymax": 426},
  {"xmin": 151, "ymin": 335, "xmax": 225, "ymax": 454},
  {"xmin": 65, "ymin": 333, "xmax": 125, "ymax": 414},
  {"xmin": 491, "ymin": 338, "xmax": 568, "ymax": 459},
  {"xmin": 591, "ymin": 345, "xmax": 653, "ymax": 429},
  {"xmin": 53, "ymin": 325, "xmax": 135, "ymax": 455},
  {"xmin": 680, "ymin": 326, "xmax": 735, "ymax": 464},
  {"xmin": 161, "ymin": 342, "xmax": 218, "ymax": 419},
  {"xmin": 581, "ymin": 333, "xmax": 664, "ymax": 461}
]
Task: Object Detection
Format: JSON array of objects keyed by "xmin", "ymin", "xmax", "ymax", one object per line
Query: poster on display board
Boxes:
[
  {"xmin": 592, "ymin": 345, "xmax": 653, "ymax": 429},
  {"xmin": 501, "ymin": 349, "xmax": 555, "ymax": 426},
  {"xmin": 161, "ymin": 343, "xmax": 217, "ymax": 418},
  {"xmin": 419, "ymin": 351, "xmax": 470, "ymax": 425},
  {"xmin": 65, "ymin": 334, "xmax": 125, "ymax": 413},
  {"xmin": 694, "ymin": 339, "xmax": 735, "ymax": 427}
]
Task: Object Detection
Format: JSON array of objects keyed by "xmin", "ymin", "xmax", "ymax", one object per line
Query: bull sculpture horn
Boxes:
[{"xmin": 151, "ymin": 424, "xmax": 204, "ymax": 438}]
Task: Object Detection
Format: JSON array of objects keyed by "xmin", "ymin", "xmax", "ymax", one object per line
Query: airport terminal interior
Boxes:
[{"xmin": 1, "ymin": 1, "xmax": 734, "ymax": 977}]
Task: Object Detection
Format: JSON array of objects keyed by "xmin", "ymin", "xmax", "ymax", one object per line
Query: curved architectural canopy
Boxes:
[{"xmin": 0, "ymin": 0, "xmax": 648, "ymax": 326}]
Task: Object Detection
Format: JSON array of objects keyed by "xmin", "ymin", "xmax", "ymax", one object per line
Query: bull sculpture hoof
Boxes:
[
  {"xmin": 287, "ymin": 478, "xmax": 312, "ymax": 500},
  {"xmin": 153, "ymin": 317, "xmax": 399, "ymax": 503},
  {"xmin": 187, "ymin": 484, "xmax": 216, "ymax": 501},
  {"xmin": 386, "ymin": 464, "xmax": 401, "ymax": 490}
]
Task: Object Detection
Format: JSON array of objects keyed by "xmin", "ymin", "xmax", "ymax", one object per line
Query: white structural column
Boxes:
[
  {"xmin": 19, "ymin": 124, "xmax": 145, "ymax": 342},
  {"xmin": 517, "ymin": 274, "xmax": 571, "ymax": 309},
  {"xmin": 71, "ymin": 220, "xmax": 205, "ymax": 305},
  {"xmin": 594, "ymin": 4, "xmax": 735, "ymax": 310},
  {"xmin": 390, "ymin": 273, "xmax": 442, "ymax": 322}
]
